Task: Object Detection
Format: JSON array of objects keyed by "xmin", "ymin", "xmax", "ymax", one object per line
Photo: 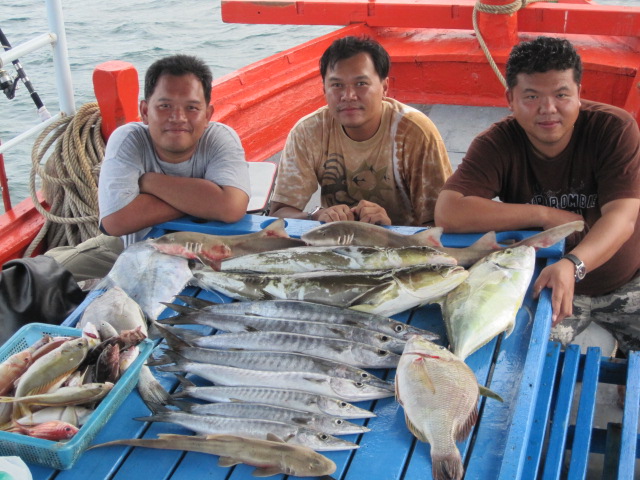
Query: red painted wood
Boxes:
[{"xmin": 93, "ymin": 61, "xmax": 140, "ymax": 141}]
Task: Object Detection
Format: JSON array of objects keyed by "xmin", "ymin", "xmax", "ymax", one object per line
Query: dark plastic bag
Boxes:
[{"xmin": 0, "ymin": 256, "xmax": 86, "ymax": 345}]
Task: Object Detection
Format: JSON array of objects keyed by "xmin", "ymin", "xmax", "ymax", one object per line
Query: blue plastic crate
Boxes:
[{"xmin": 0, "ymin": 322, "xmax": 153, "ymax": 470}]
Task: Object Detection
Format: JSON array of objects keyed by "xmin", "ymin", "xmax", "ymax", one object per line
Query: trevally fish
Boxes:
[
  {"xmin": 150, "ymin": 218, "xmax": 305, "ymax": 268},
  {"xmin": 193, "ymin": 265, "xmax": 468, "ymax": 317},
  {"xmin": 91, "ymin": 433, "xmax": 337, "ymax": 477},
  {"xmin": 172, "ymin": 381, "xmax": 375, "ymax": 419},
  {"xmin": 100, "ymin": 242, "xmax": 193, "ymax": 320},
  {"xmin": 159, "ymin": 355, "xmax": 394, "ymax": 401},
  {"xmin": 163, "ymin": 329, "xmax": 399, "ymax": 369},
  {"xmin": 78, "ymin": 285, "xmax": 148, "ymax": 336},
  {"xmin": 181, "ymin": 402, "xmax": 369, "ymax": 435},
  {"xmin": 301, "ymin": 221, "xmax": 442, "ymax": 247},
  {"xmin": 158, "ymin": 304, "xmax": 408, "ymax": 353},
  {"xmin": 442, "ymin": 246, "xmax": 536, "ymax": 360},
  {"xmin": 135, "ymin": 410, "xmax": 359, "ymax": 451},
  {"xmin": 173, "ymin": 296, "xmax": 434, "ymax": 341},
  {"xmin": 220, "ymin": 244, "xmax": 456, "ymax": 273},
  {"xmin": 395, "ymin": 335, "xmax": 502, "ymax": 480},
  {"xmin": 152, "ymin": 322, "xmax": 393, "ymax": 390}
]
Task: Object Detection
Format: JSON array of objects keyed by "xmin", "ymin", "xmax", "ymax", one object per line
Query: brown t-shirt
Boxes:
[
  {"xmin": 444, "ymin": 100, "xmax": 640, "ymax": 296},
  {"xmin": 271, "ymin": 98, "xmax": 452, "ymax": 226}
]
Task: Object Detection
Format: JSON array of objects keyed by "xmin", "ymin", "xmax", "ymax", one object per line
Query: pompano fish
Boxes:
[
  {"xmin": 150, "ymin": 218, "xmax": 305, "ymax": 268},
  {"xmin": 15, "ymin": 406, "xmax": 93, "ymax": 427},
  {"xmin": 159, "ymin": 356, "xmax": 394, "ymax": 401},
  {"xmin": 220, "ymin": 245, "xmax": 456, "ymax": 273},
  {"xmin": 78, "ymin": 286, "xmax": 148, "ymax": 336},
  {"xmin": 152, "ymin": 322, "xmax": 393, "ymax": 390},
  {"xmin": 172, "ymin": 382, "xmax": 375, "ymax": 419},
  {"xmin": 442, "ymin": 246, "xmax": 536, "ymax": 360},
  {"xmin": 164, "ymin": 329, "xmax": 399, "ymax": 369},
  {"xmin": 423, "ymin": 220, "xmax": 585, "ymax": 267},
  {"xmin": 91, "ymin": 433, "xmax": 337, "ymax": 477},
  {"xmin": 135, "ymin": 410, "xmax": 359, "ymax": 451},
  {"xmin": 173, "ymin": 296, "xmax": 434, "ymax": 341},
  {"xmin": 101, "ymin": 242, "xmax": 193, "ymax": 320},
  {"xmin": 182, "ymin": 402, "xmax": 369, "ymax": 435},
  {"xmin": 301, "ymin": 221, "xmax": 442, "ymax": 247},
  {"xmin": 395, "ymin": 336, "xmax": 501, "ymax": 480},
  {"xmin": 193, "ymin": 265, "xmax": 468, "ymax": 318},
  {"xmin": 158, "ymin": 305, "xmax": 407, "ymax": 353}
]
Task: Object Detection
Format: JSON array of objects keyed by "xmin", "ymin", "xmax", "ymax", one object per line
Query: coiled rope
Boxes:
[
  {"xmin": 472, "ymin": 0, "xmax": 558, "ymax": 87},
  {"xmin": 25, "ymin": 102, "xmax": 105, "ymax": 257}
]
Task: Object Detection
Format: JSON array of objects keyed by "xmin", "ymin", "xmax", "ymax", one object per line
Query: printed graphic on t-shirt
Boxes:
[{"xmin": 320, "ymin": 155, "xmax": 393, "ymax": 207}]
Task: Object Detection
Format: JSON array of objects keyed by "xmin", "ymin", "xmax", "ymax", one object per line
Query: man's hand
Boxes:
[
  {"xmin": 351, "ymin": 200, "xmax": 391, "ymax": 225},
  {"xmin": 316, "ymin": 205, "xmax": 356, "ymax": 223},
  {"xmin": 533, "ymin": 259, "xmax": 576, "ymax": 326}
]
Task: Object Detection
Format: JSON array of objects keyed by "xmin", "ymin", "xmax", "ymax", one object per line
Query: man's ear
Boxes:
[
  {"xmin": 382, "ymin": 77, "xmax": 389, "ymax": 96},
  {"xmin": 139, "ymin": 99, "xmax": 149, "ymax": 124},
  {"xmin": 206, "ymin": 103, "xmax": 214, "ymax": 121},
  {"xmin": 505, "ymin": 89, "xmax": 513, "ymax": 111}
]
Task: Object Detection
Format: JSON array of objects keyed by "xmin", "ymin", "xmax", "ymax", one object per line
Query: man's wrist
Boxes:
[{"xmin": 307, "ymin": 206, "xmax": 323, "ymax": 220}]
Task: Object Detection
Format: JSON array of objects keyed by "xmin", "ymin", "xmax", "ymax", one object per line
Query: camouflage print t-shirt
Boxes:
[{"xmin": 271, "ymin": 98, "xmax": 452, "ymax": 226}]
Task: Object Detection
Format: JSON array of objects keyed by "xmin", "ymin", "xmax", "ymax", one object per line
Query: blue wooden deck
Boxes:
[{"xmin": 21, "ymin": 214, "xmax": 640, "ymax": 479}]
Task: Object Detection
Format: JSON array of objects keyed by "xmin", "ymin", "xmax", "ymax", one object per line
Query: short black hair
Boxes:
[
  {"xmin": 505, "ymin": 36, "xmax": 582, "ymax": 89},
  {"xmin": 319, "ymin": 36, "xmax": 390, "ymax": 81},
  {"xmin": 144, "ymin": 54, "xmax": 213, "ymax": 105}
]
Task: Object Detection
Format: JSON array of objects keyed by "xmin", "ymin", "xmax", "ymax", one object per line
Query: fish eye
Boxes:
[
  {"xmin": 319, "ymin": 433, "xmax": 329, "ymax": 440},
  {"xmin": 335, "ymin": 419, "xmax": 344, "ymax": 425},
  {"xmin": 355, "ymin": 382, "xmax": 364, "ymax": 388},
  {"xmin": 394, "ymin": 324, "xmax": 406, "ymax": 333},
  {"xmin": 360, "ymin": 372, "xmax": 370, "ymax": 379},
  {"xmin": 379, "ymin": 335, "xmax": 390, "ymax": 342},
  {"xmin": 376, "ymin": 349, "xmax": 389, "ymax": 356},
  {"xmin": 339, "ymin": 401, "xmax": 348, "ymax": 408}
]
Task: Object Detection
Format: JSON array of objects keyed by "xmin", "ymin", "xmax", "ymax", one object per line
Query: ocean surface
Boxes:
[{"xmin": 1, "ymin": 0, "xmax": 638, "ymax": 211}]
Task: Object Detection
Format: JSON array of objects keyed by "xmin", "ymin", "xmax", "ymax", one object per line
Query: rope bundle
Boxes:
[{"xmin": 26, "ymin": 102, "xmax": 105, "ymax": 257}]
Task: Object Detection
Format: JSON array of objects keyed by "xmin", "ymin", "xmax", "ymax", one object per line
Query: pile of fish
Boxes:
[
  {"xmin": 0, "ymin": 325, "xmax": 146, "ymax": 442},
  {"xmin": 145, "ymin": 299, "xmax": 441, "ymax": 453}
]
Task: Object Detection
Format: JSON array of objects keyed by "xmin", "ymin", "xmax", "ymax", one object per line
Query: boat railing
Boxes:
[{"xmin": 0, "ymin": 0, "xmax": 75, "ymax": 158}]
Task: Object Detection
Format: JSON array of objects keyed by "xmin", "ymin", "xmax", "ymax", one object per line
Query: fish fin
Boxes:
[
  {"xmin": 266, "ymin": 433, "xmax": 286, "ymax": 443},
  {"xmin": 151, "ymin": 322, "xmax": 200, "ymax": 345},
  {"xmin": 469, "ymin": 231, "xmax": 500, "ymax": 251},
  {"xmin": 262, "ymin": 218, "xmax": 290, "ymax": 238},
  {"xmin": 143, "ymin": 401, "xmax": 169, "ymax": 415},
  {"xmin": 513, "ymin": 220, "xmax": 585, "ymax": 250},
  {"xmin": 432, "ymin": 450, "xmax": 463, "ymax": 480},
  {"xmin": 410, "ymin": 227, "xmax": 444, "ymax": 248},
  {"xmin": 159, "ymin": 303, "xmax": 198, "ymax": 315},
  {"xmin": 290, "ymin": 416, "xmax": 311, "ymax": 426},
  {"xmin": 252, "ymin": 466, "xmax": 283, "ymax": 477},
  {"xmin": 174, "ymin": 295, "xmax": 218, "ymax": 309},
  {"xmin": 303, "ymin": 376, "xmax": 328, "ymax": 385},
  {"xmin": 456, "ymin": 404, "xmax": 478, "ymax": 441},
  {"xmin": 218, "ymin": 456, "xmax": 242, "ymax": 467},
  {"xmin": 478, "ymin": 385, "xmax": 504, "ymax": 403},
  {"xmin": 404, "ymin": 414, "xmax": 428, "ymax": 442}
]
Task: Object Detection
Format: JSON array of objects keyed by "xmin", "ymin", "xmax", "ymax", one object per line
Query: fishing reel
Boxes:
[{"xmin": 0, "ymin": 67, "xmax": 19, "ymax": 100}]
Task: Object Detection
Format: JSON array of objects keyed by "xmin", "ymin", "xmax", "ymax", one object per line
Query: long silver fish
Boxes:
[
  {"xmin": 164, "ymin": 330, "xmax": 399, "ymax": 369},
  {"xmin": 135, "ymin": 410, "xmax": 359, "ymax": 451},
  {"xmin": 91, "ymin": 433, "xmax": 337, "ymax": 477},
  {"xmin": 150, "ymin": 218, "xmax": 305, "ymax": 268},
  {"xmin": 159, "ymin": 357, "xmax": 394, "ymax": 402},
  {"xmin": 193, "ymin": 265, "xmax": 468, "ymax": 317},
  {"xmin": 395, "ymin": 336, "xmax": 501, "ymax": 480},
  {"xmin": 153, "ymin": 323, "xmax": 393, "ymax": 390},
  {"xmin": 158, "ymin": 305, "xmax": 408, "ymax": 353},
  {"xmin": 101, "ymin": 242, "xmax": 193, "ymax": 320},
  {"xmin": 442, "ymin": 246, "xmax": 536, "ymax": 360},
  {"xmin": 173, "ymin": 296, "xmax": 434, "ymax": 341},
  {"xmin": 301, "ymin": 221, "xmax": 443, "ymax": 247},
  {"xmin": 182, "ymin": 402, "xmax": 369, "ymax": 435},
  {"xmin": 220, "ymin": 245, "xmax": 456, "ymax": 273},
  {"xmin": 172, "ymin": 382, "xmax": 375, "ymax": 419}
]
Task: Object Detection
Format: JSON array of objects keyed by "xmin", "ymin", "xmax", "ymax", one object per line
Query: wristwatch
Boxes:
[
  {"xmin": 562, "ymin": 253, "xmax": 586, "ymax": 282},
  {"xmin": 307, "ymin": 206, "xmax": 322, "ymax": 220}
]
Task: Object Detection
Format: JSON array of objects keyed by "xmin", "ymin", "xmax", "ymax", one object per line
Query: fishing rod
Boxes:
[{"xmin": 0, "ymin": 26, "xmax": 51, "ymax": 121}]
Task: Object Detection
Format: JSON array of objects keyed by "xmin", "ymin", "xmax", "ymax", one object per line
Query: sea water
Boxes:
[{"xmin": 0, "ymin": 0, "xmax": 637, "ymax": 212}]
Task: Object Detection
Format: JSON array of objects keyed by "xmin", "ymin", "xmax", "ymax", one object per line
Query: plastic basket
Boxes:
[{"xmin": 0, "ymin": 323, "xmax": 153, "ymax": 470}]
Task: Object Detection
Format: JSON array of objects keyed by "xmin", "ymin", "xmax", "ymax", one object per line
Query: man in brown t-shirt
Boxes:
[
  {"xmin": 269, "ymin": 36, "xmax": 452, "ymax": 226},
  {"xmin": 435, "ymin": 36, "xmax": 640, "ymax": 353}
]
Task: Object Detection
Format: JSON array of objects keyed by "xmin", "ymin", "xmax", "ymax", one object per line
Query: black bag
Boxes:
[{"xmin": 0, "ymin": 256, "xmax": 86, "ymax": 345}]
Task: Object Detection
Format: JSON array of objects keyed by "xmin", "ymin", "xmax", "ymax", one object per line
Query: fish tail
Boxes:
[
  {"xmin": 431, "ymin": 450, "xmax": 464, "ymax": 480},
  {"xmin": 174, "ymin": 295, "xmax": 217, "ymax": 309},
  {"xmin": 410, "ymin": 227, "xmax": 444, "ymax": 248},
  {"xmin": 263, "ymin": 218, "xmax": 290, "ymax": 238}
]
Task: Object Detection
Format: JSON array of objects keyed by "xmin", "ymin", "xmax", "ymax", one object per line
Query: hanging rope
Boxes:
[
  {"xmin": 472, "ymin": 0, "xmax": 558, "ymax": 88},
  {"xmin": 25, "ymin": 102, "xmax": 105, "ymax": 257}
]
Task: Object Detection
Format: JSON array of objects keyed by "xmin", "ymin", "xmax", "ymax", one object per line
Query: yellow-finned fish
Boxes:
[{"xmin": 395, "ymin": 335, "xmax": 502, "ymax": 480}]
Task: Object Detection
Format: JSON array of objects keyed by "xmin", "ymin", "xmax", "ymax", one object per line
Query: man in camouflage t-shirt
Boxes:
[{"xmin": 269, "ymin": 36, "xmax": 452, "ymax": 226}]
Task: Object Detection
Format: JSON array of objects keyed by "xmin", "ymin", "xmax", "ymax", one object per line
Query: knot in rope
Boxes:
[{"xmin": 26, "ymin": 102, "xmax": 105, "ymax": 257}]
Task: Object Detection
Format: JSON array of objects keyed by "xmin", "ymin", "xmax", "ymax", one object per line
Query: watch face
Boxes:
[{"xmin": 576, "ymin": 265, "xmax": 587, "ymax": 281}]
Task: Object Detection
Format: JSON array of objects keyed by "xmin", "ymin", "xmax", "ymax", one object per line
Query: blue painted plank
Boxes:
[
  {"xmin": 619, "ymin": 351, "xmax": 640, "ymax": 479},
  {"xmin": 542, "ymin": 344, "xmax": 582, "ymax": 480},
  {"xmin": 521, "ymin": 341, "xmax": 561, "ymax": 480},
  {"xmin": 567, "ymin": 347, "xmax": 600, "ymax": 478}
]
